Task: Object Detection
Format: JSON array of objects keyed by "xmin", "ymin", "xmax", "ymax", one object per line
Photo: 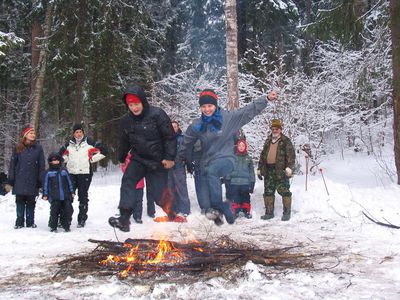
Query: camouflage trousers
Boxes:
[{"xmin": 263, "ymin": 167, "xmax": 292, "ymax": 197}]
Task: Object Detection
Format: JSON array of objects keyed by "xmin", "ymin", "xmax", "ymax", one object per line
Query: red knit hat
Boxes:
[
  {"xmin": 125, "ymin": 93, "xmax": 141, "ymax": 105},
  {"xmin": 199, "ymin": 89, "xmax": 218, "ymax": 107},
  {"xmin": 21, "ymin": 126, "xmax": 34, "ymax": 138}
]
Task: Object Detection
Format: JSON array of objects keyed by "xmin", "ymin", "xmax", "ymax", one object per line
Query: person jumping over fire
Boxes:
[
  {"xmin": 178, "ymin": 89, "xmax": 277, "ymax": 226},
  {"xmin": 109, "ymin": 84, "xmax": 177, "ymax": 232}
]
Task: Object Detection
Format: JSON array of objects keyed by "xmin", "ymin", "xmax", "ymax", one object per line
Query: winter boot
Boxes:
[
  {"xmin": 231, "ymin": 202, "xmax": 242, "ymax": 218},
  {"xmin": 242, "ymin": 203, "xmax": 252, "ymax": 219},
  {"xmin": 172, "ymin": 213, "xmax": 188, "ymax": 223},
  {"xmin": 206, "ymin": 208, "xmax": 224, "ymax": 225},
  {"xmin": 133, "ymin": 217, "xmax": 143, "ymax": 224},
  {"xmin": 261, "ymin": 196, "xmax": 275, "ymax": 220},
  {"xmin": 281, "ymin": 196, "xmax": 292, "ymax": 221},
  {"xmin": 205, "ymin": 208, "xmax": 221, "ymax": 220},
  {"xmin": 109, "ymin": 208, "xmax": 131, "ymax": 232},
  {"xmin": 133, "ymin": 212, "xmax": 143, "ymax": 224}
]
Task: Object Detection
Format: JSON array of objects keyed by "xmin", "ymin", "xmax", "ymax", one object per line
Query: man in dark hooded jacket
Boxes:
[{"xmin": 109, "ymin": 84, "xmax": 177, "ymax": 232}]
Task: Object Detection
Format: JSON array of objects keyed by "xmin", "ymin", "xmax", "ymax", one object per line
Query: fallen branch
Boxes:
[{"xmin": 362, "ymin": 211, "xmax": 400, "ymax": 229}]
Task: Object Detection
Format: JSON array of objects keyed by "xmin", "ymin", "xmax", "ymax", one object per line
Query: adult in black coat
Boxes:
[
  {"xmin": 8, "ymin": 126, "xmax": 45, "ymax": 229},
  {"xmin": 109, "ymin": 84, "xmax": 177, "ymax": 232}
]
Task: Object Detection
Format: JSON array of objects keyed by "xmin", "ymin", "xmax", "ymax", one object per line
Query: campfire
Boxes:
[
  {"xmin": 54, "ymin": 236, "xmax": 338, "ymax": 282},
  {"xmin": 100, "ymin": 239, "xmax": 188, "ymax": 277}
]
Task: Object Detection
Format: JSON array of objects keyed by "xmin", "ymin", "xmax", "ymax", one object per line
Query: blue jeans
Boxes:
[
  {"xmin": 168, "ymin": 167, "xmax": 191, "ymax": 215},
  {"xmin": 15, "ymin": 195, "xmax": 36, "ymax": 226},
  {"xmin": 204, "ymin": 158, "xmax": 234, "ymax": 212},
  {"xmin": 193, "ymin": 160, "xmax": 209, "ymax": 210}
]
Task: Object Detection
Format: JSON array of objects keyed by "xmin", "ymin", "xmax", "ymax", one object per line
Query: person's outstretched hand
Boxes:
[{"xmin": 266, "ymin": 90, "xmax": 277, "ymax": 101}]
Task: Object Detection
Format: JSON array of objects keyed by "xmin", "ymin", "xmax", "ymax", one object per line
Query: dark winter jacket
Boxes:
[
  {"xmin": 118, "ymin": 85, "xmax": 177, "ymax": 169},
  {"xmin": 8, "ymin": 142, "xmax": 45, "ymax": 196},
  {"xmin": 226, "ymin": 154, "xmax": 255, "ymax": 189},
  {"xmin": 43, "ymin": 165, "xmax": 74, "ymax": 202},
  {"xmin": 258, "ymin": 134, "xmax": 296, "ymax": 180},
  {"xmin": 173, "ymin": 130, "xmax": 185, "ymax": 169}
]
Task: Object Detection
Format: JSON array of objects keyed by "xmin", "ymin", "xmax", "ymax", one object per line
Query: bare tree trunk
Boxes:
[
  {"xmin": 225, "ymin": 0, "xmax": 239, "ymax": 109},
  {"xmin": 75, "ymin": 0, "xmax": 87, "ymax": 123},
  {"xmin": 390, "ymin": 0, "xmax": 400, "ymax": 184},
  {"xmin": 30, "ymin": 2, "xmax": 53, "ymax": 129},
  {"xmin": 31, "ymin": 18, "xmax": 41, "ymax": 94}
]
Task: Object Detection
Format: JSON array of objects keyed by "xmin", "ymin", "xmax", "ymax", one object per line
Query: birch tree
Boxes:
[
  {"xmin": 30, "ymin": 2, "xmax": 53, "ymax": 129},
  {"xmin": 225, "ymin": 0, "xmax": 239, "ymax": 109}
]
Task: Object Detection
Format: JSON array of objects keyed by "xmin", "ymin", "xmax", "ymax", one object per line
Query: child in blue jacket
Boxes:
[{"xmin": 42, "ymin": 152, "xmax": 75, "ymax": 232}]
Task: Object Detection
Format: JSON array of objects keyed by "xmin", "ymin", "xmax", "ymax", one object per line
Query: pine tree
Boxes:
[{"xmin": 390, "ymin": 0, "xmax": 400, "ymax": 184}]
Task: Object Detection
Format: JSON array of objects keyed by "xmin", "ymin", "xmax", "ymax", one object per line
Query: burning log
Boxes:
[{"xmin": 54, "ymin": 236, "xmax": 338, "ymax": 282}]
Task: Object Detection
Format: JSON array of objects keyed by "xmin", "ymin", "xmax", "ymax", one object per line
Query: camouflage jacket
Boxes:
[{"xmin": 258, "ymin": 134, "xmax": 295, "ymax": 179}]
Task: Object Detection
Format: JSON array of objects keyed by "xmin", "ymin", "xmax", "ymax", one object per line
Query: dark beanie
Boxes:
[
  {"xmin": 199, "ymin": 89, "xmax": 218, "ymax": 107},
  {"xmin": 47, "ymin": 152, "xmax": 64, "ymax": 164},
  {"xmin": 73, "ymin": 123, "xmax": 84, "ymax": 133}
]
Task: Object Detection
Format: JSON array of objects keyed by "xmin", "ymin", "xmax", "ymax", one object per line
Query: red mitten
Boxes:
[{"xmin": 88, "ymin": 147, "xmax": 100, "ymax": 160}]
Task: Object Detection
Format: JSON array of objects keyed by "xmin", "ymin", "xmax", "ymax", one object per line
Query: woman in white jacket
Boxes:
[{"xmin": 59, "ymin": 123, "xmax": 106, "ymax": 227}]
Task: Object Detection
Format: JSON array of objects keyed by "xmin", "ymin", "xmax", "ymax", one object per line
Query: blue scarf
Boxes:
[{"xmin": 194, "ymin": 107, "xmax": 223, "ymax": 133}]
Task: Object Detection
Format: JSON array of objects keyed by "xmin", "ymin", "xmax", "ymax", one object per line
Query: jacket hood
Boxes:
[{"xmin": 122, "ymin": 85, "xmax": 150, "ymax": 117}]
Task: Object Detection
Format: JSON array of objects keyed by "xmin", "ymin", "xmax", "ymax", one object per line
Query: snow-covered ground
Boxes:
[{"xmin": 1, "ymin": 149, "xmax": 399, "ymax": 299}]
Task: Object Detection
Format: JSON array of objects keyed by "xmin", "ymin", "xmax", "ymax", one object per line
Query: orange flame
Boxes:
[{"xmin": 100, "ymin": 239, "xmax": 186, "ymax": 277}]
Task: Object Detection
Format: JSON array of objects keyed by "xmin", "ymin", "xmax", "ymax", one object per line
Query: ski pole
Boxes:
[
  {"xmin": 319, "ymin": 167, "xmax": 329, "ymax": 196},
  {"xmin": 305, "ymin": 155, "xmax": 309, "ymax": 191}
]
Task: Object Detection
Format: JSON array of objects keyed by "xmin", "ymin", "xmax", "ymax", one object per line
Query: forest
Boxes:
[{"xmin": 0, "ymin": 0, "xmax": 398, "ymax": 180}]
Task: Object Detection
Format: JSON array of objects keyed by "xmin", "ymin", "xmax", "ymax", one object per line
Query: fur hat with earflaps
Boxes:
[{"xmin": 270, "ymin": 119, "xmax": 282, "ymax": 129}]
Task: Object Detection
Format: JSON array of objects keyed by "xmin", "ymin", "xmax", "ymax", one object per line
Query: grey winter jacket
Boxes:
[
  {"xmin": 226, "ymin": 154, "xmax": 255, "ymax": 187},
  {"xmin": 178, "ymin": 96, "xmax": 268, "ymax": 168}
]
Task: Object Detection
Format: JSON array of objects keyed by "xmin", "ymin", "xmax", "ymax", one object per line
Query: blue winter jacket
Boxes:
[
  {"xmin": 43, "ymin": 166, "xmax": 74, "ymax": 203},
  {"xmin": 173, "ymin": 130, "xmax": 185, "ymax": 169}
]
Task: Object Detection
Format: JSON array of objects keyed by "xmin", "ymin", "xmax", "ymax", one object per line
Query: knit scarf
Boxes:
[{"xmin": 194, "ymin": 107, "xmax": 223, "ymax": 133}]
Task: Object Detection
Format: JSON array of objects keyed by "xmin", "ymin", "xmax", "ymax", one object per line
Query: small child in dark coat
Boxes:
[{"xmin": 42, "ymin": 152, "xmax": 75, "ymax": 232}]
